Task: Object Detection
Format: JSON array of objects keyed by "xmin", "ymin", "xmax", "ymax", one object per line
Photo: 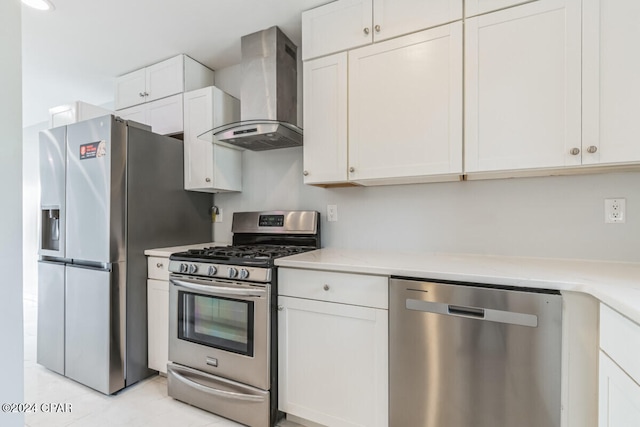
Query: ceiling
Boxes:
[{"xmin": 21, "ymin": 0, "xmax": 331, "ymax": 127}]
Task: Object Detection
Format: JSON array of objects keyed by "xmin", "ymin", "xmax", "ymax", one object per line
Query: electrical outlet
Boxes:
[
  {"xmin": 327, "ymin": 204, "xmax": 338, "ymax": 222},
  {"xmin": 604, "ymin": 198, "xmax": 626, "ymax": 224}
]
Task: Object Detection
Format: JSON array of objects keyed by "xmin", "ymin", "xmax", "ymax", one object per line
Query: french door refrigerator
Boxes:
[{"xmin": 38, "ymin": 115, "xmax": 211, "ymax": 394}]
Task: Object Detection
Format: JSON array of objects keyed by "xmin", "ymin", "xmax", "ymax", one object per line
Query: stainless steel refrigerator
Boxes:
[{"xmin": 37, "ymin": 115, "xmax": 212, "ymax": 394}]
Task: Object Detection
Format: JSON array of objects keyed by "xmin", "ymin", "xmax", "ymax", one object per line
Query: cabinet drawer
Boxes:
[
  {"xmin": 600, "ymin": 304, "xmax": 640, "ymax": 384},
  {"xmin": 147, "ymin": 256, "xmax": 170, "ymax": 281},
  {"xmin": 279, "ymin": 268, "xmax": 388, "ymax": 309}
]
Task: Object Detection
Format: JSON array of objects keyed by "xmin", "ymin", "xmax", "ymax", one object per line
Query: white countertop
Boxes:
[
  {"xmin": 275, "ymin": 248, "xmax": 640, "ymax": 325},
  {"xmin": 144, "ymin": 241, "xmax": 230, "ymax": 257}
]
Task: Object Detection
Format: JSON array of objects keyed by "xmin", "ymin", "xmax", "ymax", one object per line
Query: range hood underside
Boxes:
[{"xmin": 209, "ymin": 120, "xmax": 303, "ymax": 151}]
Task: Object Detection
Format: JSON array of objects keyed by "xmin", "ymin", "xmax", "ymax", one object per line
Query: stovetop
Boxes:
[
  {"xmin": 170, "ymin": 245, "xmax": 317, "ymax": 267},
  {"xmin": 169, "ymin": 211, "xmax": 320, "ymax": 280}
]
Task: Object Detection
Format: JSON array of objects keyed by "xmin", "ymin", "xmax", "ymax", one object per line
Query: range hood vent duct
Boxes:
[{"xmin": 199, "ymin": 26, "xmax": 302, "ymax": 151}]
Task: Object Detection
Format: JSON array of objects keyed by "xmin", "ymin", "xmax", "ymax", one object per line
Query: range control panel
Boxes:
[{"xmin": 167, "ymin": 261, "xmax": 271, "ymax": 283}]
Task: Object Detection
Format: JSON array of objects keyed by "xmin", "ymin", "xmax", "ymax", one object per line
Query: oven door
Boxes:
[{"xmin": 169, "ymin": 275, "xmax": 270, "ymax": 390}]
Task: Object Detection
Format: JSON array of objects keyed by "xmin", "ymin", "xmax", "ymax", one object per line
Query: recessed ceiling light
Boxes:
[{"xmin": 21, "ymin": 0, "xmax": 55, "ymax": 11}]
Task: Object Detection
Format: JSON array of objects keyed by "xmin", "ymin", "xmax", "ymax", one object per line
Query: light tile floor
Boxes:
[{"xmin": 23, "ymin": 295, "xmax": 300, "ymax": 427}]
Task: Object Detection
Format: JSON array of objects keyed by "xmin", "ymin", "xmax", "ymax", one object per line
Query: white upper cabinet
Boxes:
[
  {"xmin": 115, "ymin": 69, "xmax": 147, "ymax": 111},
  {"xmin": 349, "ymin": 23, "xmax": 463, "ymax": 184},
  {"xmin": 303, "ymin": 53, "xmax": 349, "ymax": 185},
  {"xmin": 302, "ymin": 0, "xmax": 462, "ymax": 60},
  {"xmin": 582, "ymin": 0, "xmax": 640, "ymax": 167},
  {"xmin": 144, "ymin": 55, "xmax": 184, "ymax": 104},
  {"xmin": 117, "ymin": 93, "xmax": 184, "ymax": 136},
  {"xmin": 115, "ymin": 55, "xmax": 214, "ymax": 110},
  {"xmin": 465, "ymin": 0, "xmax": 538, "ymax": 17},
  {"xmin": 464, "ymin": 0, "xmax": 582, "ymax": 174},
  {"xmin": 303, "ymin": 23, "xmax": 463, "ymax": 186},
  {"xmin": 183, "ymin": 86, "xmax": 241, "ymax": 193},
  {"xmin": 373, "ymin": 0, "xmax": 462, "ymax": 42},
  {"xmin": 302, "ymin": 0, "xmax": 372, "ymax": 61}
]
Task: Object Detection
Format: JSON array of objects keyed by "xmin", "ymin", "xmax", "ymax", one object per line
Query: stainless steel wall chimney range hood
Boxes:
[{"xmin": 199, "ymin": 26, "xmax": 302, "ymax": 151}]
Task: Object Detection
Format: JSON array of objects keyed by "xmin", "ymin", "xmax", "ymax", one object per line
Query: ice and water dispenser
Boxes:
[{"xmin": 41, "ymin": 207, "xmax": 61, "ymax": 251}]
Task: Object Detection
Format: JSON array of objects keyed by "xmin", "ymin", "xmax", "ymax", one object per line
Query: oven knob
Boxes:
[
  {"xmin": 179, "ymin": 263, "xmax": 188, "ymax": 273},
  {"xmin": 188, "ymin": 264, "xmax": 198, "ymax": 274},
  {"xmin": 239, "ymin": 268, "xmax": 250, "ymax": 279},
  {"xmin": 228, "ymin": 267, "xmax": 238, "ymax": 278},
  {"xmin": 207, "ymin": 266, "xmax": 218, "ymax": 276}
]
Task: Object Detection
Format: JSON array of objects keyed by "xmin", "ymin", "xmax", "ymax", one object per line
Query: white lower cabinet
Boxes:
[
  {"xmin": 599, "ymin": 352, "xmax": 640, "ymax": 427},
  {"xmin": 278, "ymin": 269, "xmax": 388, "ymax": 427},
  {"xmin": 147, "ymin": 279, "xmax": 169, "ymax": 374},
  {"xmin": 599, "ymin": 304, "xmax": 640, "ymax": 427},
  {"xmin": 147, "ymin": 256, "xmax": 171, "ymax": 374}
]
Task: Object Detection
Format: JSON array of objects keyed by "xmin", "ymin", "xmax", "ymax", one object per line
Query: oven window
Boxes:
[{"xmin": 178, "ymin": 291, "xmax": 254, "ymax": 356}]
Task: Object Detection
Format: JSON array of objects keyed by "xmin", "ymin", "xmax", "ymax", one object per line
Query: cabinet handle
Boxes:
[
  {"xmin": 323, "ymin": 284, "xmax": 330, "ymax": 291},
  {"xmin": 156, "ymin": 262, "xmax": 163, "ymax": 268},
  {"xmin": 569, "ymin": 148, "xmax": 580, "ymax": 155},
  {"xmin": 363, "ymin": 27, "xmax": 370, "ymax": 35},
  {"xmin": 375, "ymin": 24, "xmax": 381, "ymax": 32},
  {"xmin": 349, "ymin": 167, "xmax": 355, "ymax": 173},
  {"xmin": 587, "ymin": 146, "xmax": 598, "ymax": 154},
  {"xmin": 303, "ymin": 170, "xmax": 309, "ymax": 176},
  {"xmin": 205, "ymin": 177, "xmax": 211, "ymax": 182},
  {"xmin": 277, "ymin": 305, "xmax": 284, "ymax": 311},
  {"xmin": 139, "ymin": 92, "xmax": 145, "ymax": 97}
]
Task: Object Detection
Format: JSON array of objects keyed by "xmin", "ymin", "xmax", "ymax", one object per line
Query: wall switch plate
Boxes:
[
  {"xmin": 604, "ymin": 198, "xmax": 626, "ymax": 223},
  {"xmin": 327, "ymin": 204, "xmax": 338, "ymax": 222}
]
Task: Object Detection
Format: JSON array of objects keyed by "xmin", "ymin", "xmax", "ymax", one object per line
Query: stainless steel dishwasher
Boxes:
[{"xmin": 389, "ymin": 277, "xmax": 562, "ymax": 427}]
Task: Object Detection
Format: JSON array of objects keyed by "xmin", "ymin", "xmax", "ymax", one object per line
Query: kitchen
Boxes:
[{"xmin": 5, "ymin": 0, "xmax": 640, "ymax": 426}]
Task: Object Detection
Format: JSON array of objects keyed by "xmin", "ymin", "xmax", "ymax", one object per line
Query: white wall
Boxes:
[
  {"xmin": 212, "ymin": 146, "xmax": 640, "ymax": 263},
  {"xmin": 23, "ymin": 122, "xmax": 47, "ymax": 299},
  {"xmin": 0, "ymin": 1, "xmax": 24, "ymax": 425}
]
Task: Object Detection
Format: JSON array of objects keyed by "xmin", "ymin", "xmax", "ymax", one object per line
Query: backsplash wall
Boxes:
[{"xmin": 212, "ymin": 146, "xmax": 639, "ymax": 262}]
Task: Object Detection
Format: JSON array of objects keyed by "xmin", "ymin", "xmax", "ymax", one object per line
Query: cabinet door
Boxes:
[
  {"xmin": 302, "ymin": 0, "xmax": 373, "ymax": 60},
  {"xmin": 278, "ymin": 296, "xmax": 388, "ymax": 427},
  {"xmin": 599, "ymin": 351, "xmax": 640, "ymax": 427},
  {"xmin": 147, "ymin": 93, "xmax": 183, "ymax": 135},
  {"xmin": 465, "ymin": 0, "xmax": 538, "ymax": 17},
  {"xmin": 303, "ymin": 53, "xmax": 349, "ymax": 185},
  {"xmin": 582, "ymin": 0, "xmax": 640, "ymax": 166},
  {"xmin": 115, "ymin": 69, "xmax": 146, "ymax": 110},
  {"xmin": 184, "ymin": 88, "xmax": 214, "ymax": 190},
  {"xmin": 117, "ymin": 103, "xmax": 148, "ymax": 127},
  {"xmin": 183, "ymin": 86, "xmax": 241, "ymax": 193},
  {"xmin": 464, "ymin": 0, "xmax": 581, "ymax": 173},
  {"xmin": 373, "ymin": 0, "xmax": 462, "ymax": 43},
  {"xmin": 348, "ymin": 23, "xmax": 463, "ymax": 183},
  {"xmin": 147, "ymin": 279, "xmax": 169, "ymax": 374},
  {"xmin": 145, "ymin": 55, "xmax": 184, "ymax": 103}
]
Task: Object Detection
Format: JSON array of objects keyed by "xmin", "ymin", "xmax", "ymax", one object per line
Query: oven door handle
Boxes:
[
  {"xmin": 170, "ymin": 278, "xmax": 265, "ymax": 298},
  {"xmin": 170, "ymin": 366, "xmax": 266, "ymax": 403}
]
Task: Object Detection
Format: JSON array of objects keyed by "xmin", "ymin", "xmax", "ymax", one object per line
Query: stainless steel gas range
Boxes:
[{"xmin": 166, "ymin": 210, "xmax": 320, "ymax": 427}]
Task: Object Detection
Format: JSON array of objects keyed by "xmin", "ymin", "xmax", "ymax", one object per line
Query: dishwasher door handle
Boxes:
[{"xmin": 406, "ymin": 299, "xmax": 538, "ymax": 327}]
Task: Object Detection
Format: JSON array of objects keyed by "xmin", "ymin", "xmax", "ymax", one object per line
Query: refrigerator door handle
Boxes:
[
  {"xmin": 68, "ymin": 261, "xmax": 112, "ymax": 272},
  {"xmin": 406, "ymin": 299, "xmax": 538, "ymax": 327}
]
